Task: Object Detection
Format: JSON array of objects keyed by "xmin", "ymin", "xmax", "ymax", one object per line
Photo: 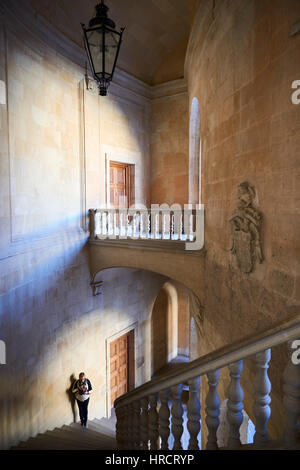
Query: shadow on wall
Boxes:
[{"xmin": 66, "ymin": 374, "xmax": 77, "ymax": 423}]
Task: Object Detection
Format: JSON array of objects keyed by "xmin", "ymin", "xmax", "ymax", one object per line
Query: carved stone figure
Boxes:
[{"xmin": 229, "ymin": 182, "xmax": 263, "ymax": 273}]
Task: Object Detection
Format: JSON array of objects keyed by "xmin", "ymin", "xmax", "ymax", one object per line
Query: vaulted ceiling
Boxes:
[{"xmin": 28, "ymin": 0, "xmax": 200, "ymax": 84}]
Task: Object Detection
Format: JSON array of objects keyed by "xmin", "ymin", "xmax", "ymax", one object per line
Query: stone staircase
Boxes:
[
  {"xmin": 114, "ymin": 314, "xmax": 300, "ymax": 450},
  {"xmin": 11, "ymin": 419, "xmax": 117, "ymax": 450}
]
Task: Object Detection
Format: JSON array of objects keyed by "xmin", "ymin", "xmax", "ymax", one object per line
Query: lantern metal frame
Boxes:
[{"xmin": 81, "ymin": 1, "xmax": 125, "ymax": 96}]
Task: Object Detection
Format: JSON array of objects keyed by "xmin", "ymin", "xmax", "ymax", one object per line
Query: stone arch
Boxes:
[
  {"xmin": 189, "ymin": 97, "xmax": 201, "ymax": 205},
  {"xmin": 150, "ymin": 280, "xmax": 192, "ymax": 377}
]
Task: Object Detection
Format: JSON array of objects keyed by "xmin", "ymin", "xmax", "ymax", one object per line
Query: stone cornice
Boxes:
[
  {"xmin": 151, "ymin": 78, "xmax": 188, "ymax": 101},
  {"xmin": 1, "ymin": 0, "xmax": 187, "ymax": 102}
]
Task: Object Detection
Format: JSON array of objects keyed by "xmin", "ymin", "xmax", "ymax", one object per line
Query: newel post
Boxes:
[{"xmin": 88, "ymin": 209, "xmax": 96, "ymax": 240}]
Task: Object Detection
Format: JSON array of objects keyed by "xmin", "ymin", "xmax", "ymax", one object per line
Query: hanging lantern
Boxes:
[{"xmin": 81, "ymin": 1, "xmax": 125, "ymax": 96}]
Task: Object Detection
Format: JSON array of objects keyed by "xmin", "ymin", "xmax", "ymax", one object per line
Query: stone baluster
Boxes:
[
  {"xmin": 187, "ymin": 377, "xmax": 201, "ymax": 450},
  {"xmin": 100, "ymin": 211, "xmax": 104, "ymax": 236},
  {"xmin": 253, "ymin": 349, "xmax": 271, "ymax": 447},
  {"xmin": 162, "ymin": 212, "xmax": 166, "ymax": 239},
  {"xmin": 140, "ymin": 211, "xmax": 144, "ymax": 238},
  {"xmin": 132, "ymin": 213, "xmax": 137, "ymax": 238},
  {"xmin": 140, "ymin": 397, "xmax": 149, "ymax": 450},
  {"xmin": 156, "ymin": 213, "xmax": 160, "ymax": 238},
  {"xmin": 227, "ymin": 360, "xmax": 244, "ymax": 449},
  {"xmin": 95, "ymin": 211, "xmax": 101, "ymax": 238},
  {"xmin": 105, "ymin": 211, "xmax": 109, "ymax": 236},
  {"xmin": 133, "ymin": 400, "xmax": 141, "ymax": 449},
  {"xmin": 113, "ymin": 210, "xmax": 117, "ymax": 236},
  {"xmin": 159, "ymin": 388, "xmax": 170, "ymax": 450},
  {"xmin": 180, "ymin": 212, "xmax": 183, "ymax": 240},
  {"xmin": 205, "ymin": 369, "xmax": 220, "ymax": 449},
  {"xmin": 173, "ymin": 211, "xmax": 181, "ymax": 240},
  {"xmin": 189, "ymin": 213, "xmax": 194, "ymax": 241},
  {"xmin": 171, "ymin": 383, "xmax": 184, "ymax": 450},
  {"xmin": 137, "ymin": 212, "xmax": 141, "ymax": 238},
  {"xmin": 149, "ymin": 394, "xmax": 159, "ymax": 450},
  {"xmin": 147, "ymin": 212, "xmax": 151, "ymax": 238},
  {"xmin": 283, "ymin": 339, "xmax": 300, "ymax": 448},
  {"xmin": 126, "ymin": 212, "xmax": 130, "ymax": 237},
  {"xmin": 107, "ymin": 211, "xmax": 113, "ymax": 236},
  {"xmin": 171, "ymin": 213, "xmax": 175, "ymax": 240},
  {"xmin": 166, "ymin": 213, "xmax": 171, "ymax": 239}
]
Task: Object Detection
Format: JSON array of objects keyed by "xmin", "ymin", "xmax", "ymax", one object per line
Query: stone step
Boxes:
[{"xmin": 11, "ymin": 419, "xmax": 117, "ymax": 450}]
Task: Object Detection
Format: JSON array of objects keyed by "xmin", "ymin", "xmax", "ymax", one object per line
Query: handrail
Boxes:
[{"xmin": 114, "ymin": 311, "xmax": 300, "ymax": 408}]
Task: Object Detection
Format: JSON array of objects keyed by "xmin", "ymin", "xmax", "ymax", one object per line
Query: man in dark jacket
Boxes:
[{"xmin": 72, "ymin": 372, "xmax": 92, "ymax": 428}]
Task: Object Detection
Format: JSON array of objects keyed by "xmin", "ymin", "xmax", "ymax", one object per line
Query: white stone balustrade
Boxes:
[
  {"xmin": 114, "ymin": 315, "xmax": 300, "ymax": 450},
  {"xmin": 89, "ymin": 207, "xmax": 201, "ymax": 242}
]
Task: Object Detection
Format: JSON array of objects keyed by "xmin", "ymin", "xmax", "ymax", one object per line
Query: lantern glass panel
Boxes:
[
  {"xmin": 86, "ymin": 28, "xmax": 103, "ymax": 75},
  {"xmin": 104, "ymin": 30, "xmax": 120, "ymax": 75}
]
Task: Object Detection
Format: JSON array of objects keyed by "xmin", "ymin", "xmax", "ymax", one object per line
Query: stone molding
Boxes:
[{"xmin": 89, "ymin": 238, "xmax": 204, "ymax": 257}]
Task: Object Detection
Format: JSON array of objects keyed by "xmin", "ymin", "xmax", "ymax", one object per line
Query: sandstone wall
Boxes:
[
  {"xmin": 150, "ymin": 92, "xmax": 189, "ymax": 206},
  {"xmin": 186, "ymin": 0, "xmax": 300, "ymax": 441}
]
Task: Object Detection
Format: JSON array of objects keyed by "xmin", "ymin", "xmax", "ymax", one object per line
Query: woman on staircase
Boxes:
[{"xmin": 72, "ymin": 372, "xmax": 93, "ymax": 428}]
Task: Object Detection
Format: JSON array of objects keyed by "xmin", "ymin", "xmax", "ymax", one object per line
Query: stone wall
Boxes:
[
  {"xmin": 150, "ymin": 92, "xmax": 189, "ymax": 206},
  {"xmin": 186, "ymin": 0, "xmax": 300, "ymax": 442}
]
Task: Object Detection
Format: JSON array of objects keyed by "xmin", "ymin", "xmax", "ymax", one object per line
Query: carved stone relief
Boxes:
[{"xmin": 229, "ymin": 182, "xmax": 263, "ymax": 274}]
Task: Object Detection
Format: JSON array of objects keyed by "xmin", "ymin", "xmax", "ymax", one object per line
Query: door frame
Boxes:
[{"xmin": 105, "ymin": 322, "xmax": 137, "ymax": 417}]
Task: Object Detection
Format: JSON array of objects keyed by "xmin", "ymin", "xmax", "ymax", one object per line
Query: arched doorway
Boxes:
[{"xmin": 151, "ymin": 281, "xmax": 190, "ymax": 377}]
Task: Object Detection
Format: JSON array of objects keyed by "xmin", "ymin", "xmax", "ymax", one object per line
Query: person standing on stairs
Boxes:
[{"xmin": 72, "ymin": 372, "xmax": 93, "ymax": 428}]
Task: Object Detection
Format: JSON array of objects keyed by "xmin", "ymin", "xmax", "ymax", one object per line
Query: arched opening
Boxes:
[
  {"xmin": 151, "ymin": 281, "xmax": 190, "ymax": 377},
  {"xmin": 189, "ymin": 97, "xmax": 201, "ymax": 205}
]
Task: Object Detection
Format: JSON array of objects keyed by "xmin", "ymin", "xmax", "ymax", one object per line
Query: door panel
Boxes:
[
  {"xmin": 109, "ymin": 161, "xmax": 132, "ymax": 209},
  {"xmin": 110, "ymin": 330, "xmax": 135, "ymax": 407}
]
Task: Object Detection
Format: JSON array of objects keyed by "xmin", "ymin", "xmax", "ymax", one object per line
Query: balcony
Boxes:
[{"xmin": 87, "ymin": 206, "xmax": 206, "ymax": 300}]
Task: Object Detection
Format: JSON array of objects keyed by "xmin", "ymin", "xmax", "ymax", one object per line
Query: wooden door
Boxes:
[
  {"xmin": 109, "ymin": 161, "xmax": 135, "ymax": 208},
  {"xmin": 110, "ymin": 162, "xmax": 129, "ymax": 208},
  {"xmin": 110, "ymin": 330, "xmax": 134, "ymax": 407}
]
